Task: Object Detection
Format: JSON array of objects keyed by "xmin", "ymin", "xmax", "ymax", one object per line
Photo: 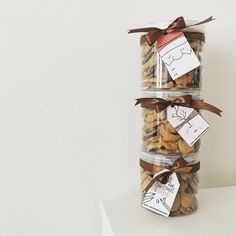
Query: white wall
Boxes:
[{"xmin": 0, "ymin": 0, "xmax": 235, "ymax": 235}]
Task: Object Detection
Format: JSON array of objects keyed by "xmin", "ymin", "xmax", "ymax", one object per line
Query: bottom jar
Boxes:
[{"xmin": 140, "ymin": 151, "xmax": 199, "ymax": 216}]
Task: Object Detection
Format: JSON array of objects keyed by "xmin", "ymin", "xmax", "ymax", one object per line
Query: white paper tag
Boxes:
[
  {"xmin": 167, "ymin": 105, "xmax": 210, "ymax": 146},
  {"xmin": 141, "ymin": 170, "xmax": 180, "ymax": 217},
  {"xmin": 157, "ymin": 32, "xmax": 200, "ymax": 80}
]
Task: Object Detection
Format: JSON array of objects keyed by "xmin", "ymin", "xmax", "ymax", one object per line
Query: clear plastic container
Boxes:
[
  {"xmin": 141, "ymin": 90, "xmax": 201, "ymax": 155},
  {"xmin": 140, "ymin": 20, "xmax": 205, "ymax": 89},
  {"xmin": 140, "ymin": 151, "xmax": 199, "ymax": 216}
]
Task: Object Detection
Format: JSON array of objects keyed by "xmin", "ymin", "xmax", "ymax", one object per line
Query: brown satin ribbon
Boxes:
[
  {"xmin": 135, "ymin": 95, "xmax": 222, "ymax": 116},
  {"xmin": 140, "ymin": 157, "xmax": 200, "ymax": 194},
  {"xmin": 128, "ymin": 16, "xmax": 214, "ymax": 46}
]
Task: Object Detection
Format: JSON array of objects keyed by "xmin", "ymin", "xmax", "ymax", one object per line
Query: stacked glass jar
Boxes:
[{"xmin": 135, "ymin": 20, "xmax": 206, "ymax": 216}]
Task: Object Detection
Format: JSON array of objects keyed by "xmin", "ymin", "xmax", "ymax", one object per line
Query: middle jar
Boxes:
[
  {"xmin": 141, "ymin": 90, "xmax": 201, "ymax": 155},
  {"xmin": 141, "ymin": 20, "xmax": 205, "ymax": 90}
]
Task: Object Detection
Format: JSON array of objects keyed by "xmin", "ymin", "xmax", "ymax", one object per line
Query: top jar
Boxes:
[{"xmin": 141, "ymin": 20, "xmax": 205, "ymax": 90}]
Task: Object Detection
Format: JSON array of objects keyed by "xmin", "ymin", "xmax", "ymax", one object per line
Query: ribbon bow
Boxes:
[
  {"xmin": 140, "ymin": 157, "xmax": 200, "ymax": 193},
  {"xmin": 128, "ymin": 16, "xmax": 214, "ymax": 46},
  {"xmin": 135, "ymin": 95, "xmax": 222, "ymax": 116}
]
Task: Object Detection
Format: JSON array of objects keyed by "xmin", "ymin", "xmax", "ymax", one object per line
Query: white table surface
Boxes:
[{"xmin": 101, "ymin": 186, "xmax": 236, "ymax": 236}]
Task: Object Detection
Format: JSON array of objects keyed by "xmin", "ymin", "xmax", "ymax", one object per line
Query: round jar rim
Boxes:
[
  {"xmin": 141, "ymin": 151, "xmax": 200, "ymax": 166},
  {"xmin": 142, "ymin": 89, "xmax": 201, "ymax": 98}
]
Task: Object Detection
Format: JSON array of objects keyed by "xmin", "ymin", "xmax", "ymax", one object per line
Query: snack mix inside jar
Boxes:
[
  {"xmin": 140, "ymin": 151, "xmax": 199, "ymax": 216},
  {"xmin": 141, "ymin": 90, "xmax": 201, "ymax": 155},
  {"xmin": 141, "ymin": 21, "xmax": 205, "ymax": 89}
]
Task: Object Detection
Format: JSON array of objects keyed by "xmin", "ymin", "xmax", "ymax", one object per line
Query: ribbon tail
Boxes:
[
  {"xmin": 135, "ymin": 98, "xmax": 151, "ymax": 106},
  {"xmin": 128, "ymin": 27, "xmax": 160, "ymax": 34},
  {"xmin": 186, "ymin": 16, "xmax": 215, "ymax": 28},
  {"xmin": 135, "ymin": 98, "xmax": 169, "ymax": 112},
  {"xmin": 143, "ymin": 176, "xmax": 157, "ymax": 194},
  {"xmin": 191, "ymin": 100, "xmax": 222, "ymax": 116},
  {"xmin": 135, "ymin": 98, "xmax": 158, "ymax": 110}
]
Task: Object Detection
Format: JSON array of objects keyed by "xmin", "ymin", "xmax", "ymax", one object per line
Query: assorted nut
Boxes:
[
  {"xmin": 140, "ymin": 167, "xmax": 199, "ymax": 216},
  {"xmin": 142, "ymin": 107, "xmax": 200, "ymax": 155},
  {"xmin": 141, "ymin": 38, "xmax": 204, "ymax": 89}
]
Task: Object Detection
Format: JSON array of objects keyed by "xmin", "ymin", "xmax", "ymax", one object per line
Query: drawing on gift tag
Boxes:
[
  {"xmin": 160, "ymin": 198, "xmax": 171, "ymax": 212},
  {"xmin": 171, "ymin": 106, "xmax": 203, "ymax": 135},
  {"xmin": 167, "ymin": 105, "xmax": 211, "ymax": 146},
  {"xmin": 171, "ymin": 106, "xmax": 190, "ymax": 123},
  {"xmin": 141, "ymin": 171, "xmax": 180, "ymax": 217},
  {"xmin": 158, "ymin": 33, "xmax": 200, "ymax": 80},
  {"xmin": 161, "ymin": 40, "xmax": 192, "ymax": 67},
  {"xmin": 142, "ymin": 192, "xmax": 155, "ymax": 204},
  {"xmin": 191, "ymin": 126, "xmax": 203, "ymax": 134}
]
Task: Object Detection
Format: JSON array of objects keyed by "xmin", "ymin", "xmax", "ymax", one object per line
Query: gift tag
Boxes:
[
  {"xmin": 167, "ymin": 105, "xmax": 210, "ymax": 146},
  {"xmin": 156, "ymin": 32, "xmax": 200, "ymax": 80},
  {"xmin": 141, "ymin": 169, "xmax": 180, "ymax": 217}
]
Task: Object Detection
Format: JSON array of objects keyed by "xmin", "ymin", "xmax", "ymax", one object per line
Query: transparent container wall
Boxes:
[
  {"xmin": 141, "ymin": 29, "xmax": 204, "ymax": 89},
  {"xmin": 140, "ymin": 152, "xmax": 199, "ymax": 216},
  {"xmin": 141, "ymin": 90, "xmax": 201, "ymax": 155}
]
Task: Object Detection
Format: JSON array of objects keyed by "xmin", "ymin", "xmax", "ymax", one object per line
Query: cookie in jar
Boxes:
[
  {"xmin": 141, "ymin": 29, "xmax": 204, "ymax": 89},
  {"xmin": 128, "ymin": 17, "xmax": 213, "ymax": 89},
  {"xmin": 140, "ymin": 90, "xmax": 201, "ymax": 155}
]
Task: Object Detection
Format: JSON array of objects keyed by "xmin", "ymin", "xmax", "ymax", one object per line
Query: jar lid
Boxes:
[
  {"xmin": 141, "ymin": 151, "xmax": 199, "ymax": 166},
  {"xmin": 142, "ymin": 89, "xmax": 201, "ymax": 99}
]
